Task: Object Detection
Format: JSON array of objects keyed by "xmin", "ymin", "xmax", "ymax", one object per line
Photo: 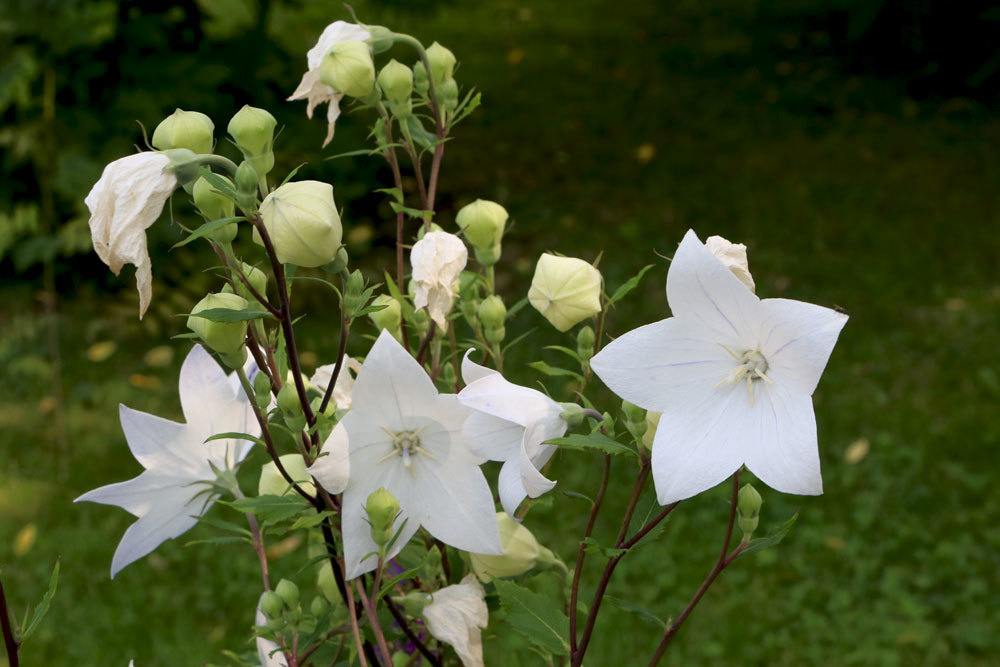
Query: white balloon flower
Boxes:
[
  {"xmin": 458, "ymin": 351, "xmax": 567, "ymax": 515},
  {"xmin": 423, "ymin": 574, "xmax": 489, "ymax": 667},
  {"xmin": 591, "ymin": 229, "xmax": 847, "ymax": 505},
  {"xmin": 75, "ymin": 345, "xmax": 259, "ymax": 577},
  {"xmin": 308, "ymin": 331, "xmax": 502, "ymax": 579},
  {"xmin": 85, "ymin": 152, "xmax": 178, "ymax": 318}
]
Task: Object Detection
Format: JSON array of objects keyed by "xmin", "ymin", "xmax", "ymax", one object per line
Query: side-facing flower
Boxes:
[
  {"xmin": 75, "ymin": 345, "xmax": 259, "ymax": 577},
  {"xmin": 310, "ymin": 356, "xmax": 363, "ymax": 411},
  {"xmin": 528, "ymin": 253, "xmax": 603, "ymax": 332},
  {"xmin": 591, "ymin": 230, "xmax": 847, "ymax": 505},
  {"xmin": 86, "ymin": 152, "xmax": 178, "ymax": 318},
  {"xmin": 422, "ymin": 574, "xmax": 488, "ymax": 667},
  {"xmin": 288, "ymin": 21, "xmax": 372, "ymax": 146},
  {"xmin": 458, "ymin": 351, "xmax": 567, "ymax": 515},
  {"xmin": 307, "ymin": 331, "xmax": 501, "ymax": 578},
  {"xmin": 411, "ymin": 230, "xmax": 468, "ymax": 330}
]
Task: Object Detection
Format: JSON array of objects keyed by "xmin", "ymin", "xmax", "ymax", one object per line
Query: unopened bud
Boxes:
[
  {"xmin": 320, "ymin": 41, "xmax": 375, "ymax": 99},
  {"xmin": 426, "ymin": 42, "xmax": 456, "ymax": 84},
  {"xmin": 326, "ymin": 246, "xmax": 350, "ymax": 274},
  {"xmin": 392, "ymin": 590, "xmax": 431, "ymax": 617},
  {"xmin": 365, "ymin": 487, "xmax": 400, "ymax": 548},
  {"xmin": 413, "ymin": 61, "xmax": 429, "ymax": 96},
  {"xmin": 259, "ymin": 453, "xmax": 315, "ymax": 497},
  {"xmin": 274, "ymin": 579, "xmax": 300, "ymax": 608},
  {"xmin": 186, "ymin": 292, "xmax": 249, "ymax": 360},
  {"xmin": 228, "ymin": 105, "xmax": 277, "ymax": 177},
  {"xmin": 477, "ymin": 295, "xmax": 506, "ymax": 330},
  {"xmin": 234, "ymin": 161, "xmax": 259, "ymax": 210},
  {"xmin": 641, "ymin": 411, "xmax": 660, "ymax": 451},
  {"xmin": 368, "ymin": 294, "xmax": 402, "ymax": 340},
  {"xmin": 234, "ymin": 261, "xmax": 267, "ymax": 303},
  {"xmin": 560, "ymin": 402, "xmax": 586, "ymax": 428},
  {"xmin": 366, "ymin": 25, "xmax": 395, "ymax": 54},
  {"xmin": 378, "ymin": 59, "xmax": 414, "ymax": 105},
  {"xmin": 152, "ymin": 108, "xmax": 214, "ymax": 155},
  {"xmin": 456, "ymin": 199, "xmax": 507, "ymax": 251},
  {"xmin": 260, "ymin": 591, "xmax": 285, "ymax": 619},
  {"xmin": 436, "ymin": 77, "xmax": 459, "ymax": 113},
  {"xmin": 622, "ymin": 400, "xmax": 647, "ymax": 441},
  {"xmin": 737, "ymin": 483, "xmax": 763, "ymax": 540},
  {"xmin": 470, "ymin": 512, "xmax": 543, "ymax": 581},
  {"xmin": 576, "ymin": 325, "xmax": 596, "ymax": 364},
  {"xmin": 192, "ymin": 176, "xmax": 237, "ymax": 242},
  {"xmin": 309, "ymin": 596, "xmax": 327, "ymax": 617},
  {"xmin": 528, "ymin": 254, "xmax": 603, "ymax": 332},
  {"xmin": 255, "ymin": 181, "xmax": 342, "ymax": 267}
]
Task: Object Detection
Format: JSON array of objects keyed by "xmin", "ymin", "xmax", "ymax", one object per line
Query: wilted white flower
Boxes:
[
  {"xmin": 411, "ymin": 231, "xmax": 468, "ymax": 329},
  {"xmin": 75, "ymin": 346, "xmax": 259, "ymax": 576},
  {"xmin": 591, "ymin": 230, "xmax": 847, "ymax": 505},
  {"xmin": 458, "ymin": 351, "xmax": 566, "ymax": 515},
  {"xmin": 288, "ymin": 21, "xmax": 372, "ymax": 146},
  {"xmin": 704, "ymin": 234, "xmax": 755, "ymax": 291},
  {"xmin": 86, "ymin": 152, "xmax": 178, "ymax": 318},
  {"xmin": 310, "ymin": 356, "xmax": 362, "ymax": 411},
  {"xmin": 308, "ymin": 331, "xmax": 501, "ymax": 579},
  {"xmin": 527, "ymin": 253, "xmax": 602, "ymax": 332},
  {"xmin": 423, "ymin": 574, "xmax": 488, "ymax": 667}
]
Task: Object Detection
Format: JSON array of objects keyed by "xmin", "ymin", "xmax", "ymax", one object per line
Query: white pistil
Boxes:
[
  {"xmin": 378, "ymin": 427, "xmax": 436, "ymax": 468},
  {"xmin": 717, "ymin": 346, "xmax": 772, "ymax": 404}
]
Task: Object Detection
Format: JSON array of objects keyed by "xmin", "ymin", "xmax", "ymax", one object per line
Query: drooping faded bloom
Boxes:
[
  {"xmin": 310, "ymin": 356, "xmax": 363, "ymax": 411},
  {"xmin": 86, "ymin": 152, "xmax": 178, "ymax": 318},
  {"xmin": 75, "ymin": 345, "xmax": 259, "ymax": 577},
  {"xmin": 458, "ymin": 351, "xmax": 566, "ymax": 515},
  {"xmin": 528, "ymin": 253, "xmax": 602, "ymax": 332},
  {"xmin": 288, "ymin": 21, "xmax": 372, "ymax": 146},
  {"xmin": 591, "ymin": 230, "xmax": 847, "ymax": 505},
  {"xmin": 308, "ymin": 331, "xmax": 501, "ymax": 578},
  {"xmin": 704, "ymin": 234, "xmax": 755, "ymax": 291},
  {"xmin": 411, "ymin": 231, "xmax": 468, "ymax": 329},
  {"xmin": 423, "ymin": 574, "xmax": 488, "ymax": 667}
]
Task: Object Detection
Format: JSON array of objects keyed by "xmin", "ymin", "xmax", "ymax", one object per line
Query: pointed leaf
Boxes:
[{"xmin": 494, "ymin": 579, "xmax": 569, "ymax": 656}]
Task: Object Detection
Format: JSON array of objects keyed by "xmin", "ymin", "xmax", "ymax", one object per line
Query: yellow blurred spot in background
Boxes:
[
  {"xmin": 845, "ymin": 438, "xmax": 870, "ymax": 464},
  {"xmin": 14, "ymin": 523, "xmax": 37, "ymax": 556},
  {"xmin": 144, "ymin": 345, "xmax": 174, "ymax": 368},
  {"xmin": 129, "ymin": 374, "xmax": 162, "ymax": 390},
  {"xmin": 636, "ymin": 143, "xmax": 656, "ymax": 163},
  {"xmin": 266, "ymin": 534, "xmax": 302, "ymax": 559},
  {"xmin": 86, "ymin": 340, "xmax": 117, "ymax": 362},
  {"xmin": 507, "ymin": 48, "xmax": 525, "ymax": 65},
  {"xmin": 38, "ymin": 396, "xmax": 58, "ymax": 414}
]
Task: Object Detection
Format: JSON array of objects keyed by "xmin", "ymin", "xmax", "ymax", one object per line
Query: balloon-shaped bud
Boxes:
[
  {"xmin": 228, "ymin": 105, "xmax": 277, "ymax": 177},
  {"xmin": 274, "ymin": 579, "xmax": 300, "ymax": 609},
  {"xmin": 478, "ymin": 295, "xmax": 506, "ymax": 344},
  {"xmin": 576, "ymin": 325, "xmax": 596, "ymax": 364},
  {"xmin": 320, "ymin": 40, "xmax": 375, "ymax": 99},
  {"xmin": 470, "ymin": 513, "xmax": 553, "ymax": 581},
  {"xmin": 234, "ymin": 261, "xmax": 267, "ymax": 303},
  {"xmin": 378, "ymin": 59, "xmax": 414, "ymax": 105},
  {"xmin": 151, "ymin": 109, "xmax": 214, "ymax": 155},
  {"xmin": 255, "ymin": 181, "xmax": 342, "ymax": 267},
  {"xmin": 369, "ymin": 294, "xmax": 403, "ymax": 341},
  {"xmin": 737, "ymin": 483, "xmax": 763, "ymax": 540},
  {"xmin": 186, "ymin": 292, "xmax": 249, "ymax": 360},
  {"xmin": 310, "ymin": 596, "xmax": 327, "ymax": 617},
  {"xmin": 413, "ymin": 61, "xmax": 429, "ymax": 96},
  {"xmin": 426, "ymin": 42, "xmax": 456, "ymax": 84},
  {"xmin": 436, "ymin": 77, "xmax": 459, "ymax": 113},
  {"xmin": 260, "ymin": 591, "xmax": 285, "ymax": 619},
  {"xmin": 366, "ymin": 487, "xmax": 401, "ymax": 549},
  {"xmin": 456, "ymin": 199, "xmax": 507, "ymax": 255},
  {"xmin": 528, "ymin": 254, "xmax": 603, "ymax": 332},
  {"xmin": 192, "ymin": 176, "xmax": 237, "ymax": 242}
]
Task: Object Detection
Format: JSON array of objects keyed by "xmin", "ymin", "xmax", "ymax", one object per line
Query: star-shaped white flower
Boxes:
[
  {"xmin": 86, "ymin": 152, "xmax": 178, "ymax": 318},
  {"xmin": 591, "ymin": 230, "xmax": 847, "ymax": 505},
  {"xmin": 75, "ymin": 345, "xmax": 260, "ymax": 577},
  {"xmin": 422, "ymin": 574, "xmax": 489, "ymax": 667},
  {"xmin": 288, "ymin": 21, "xmax": 371, "ymax": 147},
  {"xmin": 458, "ymin": 351, "xmax": 566, "ymax": 515},
  {"xmin": 310, "ymin": 355, "xmax": 362, "ymax": 411},
  {"xmin": 309, "ymin": 331, "xmax": 501, "ymax": 578},
  {"xmin": 411, "ymin": 231, "xmax": 468, "ymax": 329}
]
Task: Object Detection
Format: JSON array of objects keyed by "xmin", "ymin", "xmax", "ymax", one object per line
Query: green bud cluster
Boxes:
[
  {"xmin": 737, "ymin": 483, "xmax": 763, "ymax": 541},
  {"xmin": 478, "ymin": 295, "xmax": 506, "ymax": 344},
  {"xmin": 260, "ymin": 579, "xmax": 326, "ymax": 641},
  {"xmin": 456, "ymin": 199, "xmax": 507, "ymax": 267},
  {"xmin": 228, "ymin": 105, "xmax": 277, "ymax": 179},
  {"xmin": 365, "ymin": 487, "xmax": 401, "ymax": 549},
  {"xmin": 622, "ymin": 400, "xmax": 648, "ymax": 443}
]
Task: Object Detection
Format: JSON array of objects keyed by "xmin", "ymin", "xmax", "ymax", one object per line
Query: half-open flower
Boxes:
[
  {"xmin": 422, "ymin": 574, "xmax": 488, "ymax": 667},
  {"xmin": 86, "ymin": 152, "xmax": 178, "ymax": 318},
  {"xmin": 591, "ymin": 229, "xmax": 847, "ymax": 504},
  {"xmin": 75, "ymin": 345, "xmax": 260, "ymax": 577},
  {"xmin": 411, "ymin": 231, "xmax": 468, "ymax": 330},
  {"xmin": 458, "ymin": 351, "xmax": 567, "ymax": 515}
]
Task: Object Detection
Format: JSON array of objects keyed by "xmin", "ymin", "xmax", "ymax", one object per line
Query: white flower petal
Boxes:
[
  {"xmin": 308, "ymin": 421, "xmax": 350, "ymax": 494},
  {"xmin": 117, "ymin": 404, "xmax": 195, "ymax": 472},
  {"xmin": 350, "ymin": 330, "xmax": 439, "ymax": 431},
  {"xmin": 306, "ymin": 21, "xmax": 372, "ymax": 70},
  {"xmin": 458, "ymin": 372, "xmax": 561, "ymax": 428},
  {"xmin": 462, "ymin": 411, "xmax": 523, "ymax": 462},
  {"xmin": 591, "ymin": 317, "xmax": 734, "ymax": 413},
  {"xmin": 744, "ymin": 382, "xmax": 822, "ymax": 495},
  {"xmin": 256, "ymin": 597, "xmax": 290, "ymax": 667},
  {"xmin": 666, "ymin": 229, "xmax": 761, "ymax": 346},
  {"xmin": 411, "ymin": 454, "xmax": 502, "ymax": 555},
  {"xmin": 651, "ymin": 383, "xmax": 750, "ymax": 505},
  {"xmin": 460, "ymin": 349, "xmax": 497, "ymax": 385},
  {"xmin": 705, "ymin": 235, "xmax": 755, "ymax": 291},
  {"xmin": 110, "ymin": 494, "xmax": 203, "ymax": 577},
  {"xmin": 758, "ymin": 298, "xmax": 848, "ymax": 396},
  {"xmin": 74, "ymin": 469, "xmax": 193, "ymax": 518},
  {"xmin": 423, "ymin": 575, "xmax": 488, "ymax": 667},
  {"xmin": 310, "ymin": 356, "xmax": 361, "ymax": 411},
  {"xmin": 411, "ymin": 231, "xmax": 467, "ymax": 329}
]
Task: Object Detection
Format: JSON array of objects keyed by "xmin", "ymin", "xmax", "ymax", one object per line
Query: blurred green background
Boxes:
[{"xmin": 2, "ymin": 0, "xmax": 998, "ymax": 664}]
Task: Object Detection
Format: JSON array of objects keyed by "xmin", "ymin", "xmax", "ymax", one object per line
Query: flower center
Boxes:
[
  {"xmin": 380, "ymin": 428, "xmax": 434, "ymax": 469},
  {"xmin": 718, "ymin": 347, "xmax": 772, "ymax": 403}
]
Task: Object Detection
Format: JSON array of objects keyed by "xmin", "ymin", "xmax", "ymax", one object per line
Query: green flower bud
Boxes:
[
  {"xmin": 440, "ymin": 361, "xmax": 456, "ymax": 388},
  {"xmin": 366, "ymin": 25, "xmax": 395, "ymax": 54},
  {"xmin": 326, "ymin": 246, "xmax": 350, "ymax": 274},
  {"xmin": 392, "ymin": 590, "xmax": 431, "ymax": 618},
  {"xmin": 560, "ymin": 402, "xmax": 586, "ymax": 428},
  {"xmin": 186, "ymin": 292, "xmax": 249, "ymax": 359},
  {"xmin": 471, "ymin": 512, "xmax": 546, "ymax": 581},
  {"xmin": 366, "ymin": 487, "xmax": 401, "ymax": 549},
  {"xmin": 378, "ymin": 59, "xmax": 414, "ymax": 105},
  {"xmin": 317, "ymin": 562, "xmax": 339, "ymax": 604},
  {"xmin": 252, "ymin": 369, "xmax": 272, "ymax": 408},
  {"xmin": 622, "ymin": 400, "xmax": 647, "ymax": 442},
  {"xmin": 477, "ymin": 295, "xmax": 506, "ymax": 330},
  {"xmin": 343, "ymin": 269, "xmax": 369, "ymax": 317},
  {"xmin": 234, "ymin": 161, "xmax": 259, "ymax": 211},
  {"xmin": 274, "ymin": 579, "xmax": 300, "ymax": 609},
  {"xmin": 737, "ymin": 483, "xmax": 763, "ymax": 540},
  {"xmin": 369, "ymin": 294, "xmax": 402, "ymax": 340},
  {"xmin": 152, "ymin": 108, "xmax": 214, "ymax": 155},
  {"xmin": 641, "ymin": 411, "xmax": 661, "ymax": 451},
  {"xmin": 255, "ymin": 181, "xmax": 342, "ymax": 267},
  {"xmin": 228, "ymin": 105, "xmax": 276, "ymax": 156},
  {"xmin": 260, "ymin": 591, "xmax": 285, "ymax": 619},
  {"xmin": 456, "ymin": 199, "xmax": 507, "ymax": 250},
  {"xmin": 259, "ymin": 454, "xmax": 317, "ymax": 498},
  {"xmin": 528, "ymin": 254, "xmax": 603, "ymax": 332},
  {"xmin": 233, "ymin": 261, "xmax": 267, "ymax": 303},
  {"xmin": 392, "ymin": 652, "xmax": 410, "ymax": 667},
  {"xmin": 310, "ymin": 596, "xmax": 327, "ymax": 617},
  {"xmin": 576, "ymin": 326, "xmax": 596, "ymax": 363},
  {"xmin": 192, "ymin": 176, "xmax": 237, "ymax": 243},
  {"xmin": 319, "ymin": 40, "xmax": 375, "ymax": 99},
  {"xmin": 426, "ymin": 42, "xmax": 456, "ymax": 84},
  {"xmin": 436, "ymin": 77, "xmax": 459, "ymax": 113},
  {"xmin": 276, "ymin": 382, "xmax": 300, "ymax": 416},
  {"xmin": 409, "ymin": 307, "xmax": 430, "ymax": 335},
  {"xmin": 474, "ymin": 243, "xmax": 502, "ymax": 267},
  {"xmin": 413, "ymin": 61, "xmax": 429, "ymax": 96},
  {"xmin": 160, "ymin": 148, "xmax": 201, "ymax": 188}
]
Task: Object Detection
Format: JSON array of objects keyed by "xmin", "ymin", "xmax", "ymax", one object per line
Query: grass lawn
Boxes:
[{"xmin": 1, "ymin": 1, "xmax": 998, "ymax": 664}]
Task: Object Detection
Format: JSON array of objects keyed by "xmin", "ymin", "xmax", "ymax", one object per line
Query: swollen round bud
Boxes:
[
  {"xmin": 255, "ymin": 181, "xmax": 342, "ymax": 267},
  {"xmin": 277, "ymin": 382, "xmax": 302, "ymax": 417},
  {"xmin": 576, "ymin": 325, "xmax": 596, "ymax": 363},
  {"xmin": 436, "ymin": 77, "xmax": 459, "ymax": 113},
  {"xmin": 326, "ymin": 246, "xmax": 350, "ymax": 274},
  {"xmin": 274, "ymin": 579, "xmax": 300, "ymax": 609},
  {"xmin": 192, "ymin": 176, "xmax": 237, "ymax": 242},
  {"xmin": 477, "ymin": 295, "xmax": 506, "ymax": 331},
  {"xmin": 152, "ymin": 109, "xmax": 214, "ymax": 155},
  {"xmin": 470, "ymin": 513, "xmax": 545, "ymax": 581},
  {"xmin": 456, "ymin": 199, "xmax": 507, "ymax": 250},
  {"xmin": 365, "ymin": 487, "xmax": 401, "ymax": 548},
  {"xmin": 319, "ymin": 40, "xmax": 375, "ymax": 99},
  {"xmin": 228, "ymin": 105, "xmax": 276, "ymax": 156},
  {"xmin": 378, "ymin": 59, "xmax": 414, "ymax": 105},
  {"xmin": 737, "ymin": 483, "xmax": 763, "ymax": 539},
  {"xmin": 559, "ymin": 402, "xmax": 586, "ymax": 428},
  {"xmin": 622, "ymin": 400, "xmax": 647, "ymax": 442},
  {"xmin": 426, "ymin": 42, "xmax": 456, "ymax": 84},
  {"xmin": 368, "ymin": 294, "xmax": 402, "ymax": 339},
  {"xmin": 641, "ymin": 411, "xmax": 660, "ymax": 451},
  {"xmin": 260, "ymin": 591, "xmax": 285, "ymax": 619},
  {"xmin": 366, "ymin": 25, "xmax": 395, "ymax": 54},
  {"xmin": 234, "ymin": 261, "xmax": 267, "ymax": 303},
  {"xmin": 528, "ymin": 254, "xmax": 603, "ymax": 332},
  {"xmin": 413, "ymin": 61, "xmax": 429, "ymax": 96},
  {"xmin": 186, "ymin": 292, "xmax": 249, "ymax": 359}
]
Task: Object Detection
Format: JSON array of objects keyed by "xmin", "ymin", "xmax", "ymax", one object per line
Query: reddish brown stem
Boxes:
[
  {"xmin": 385, "ymin": 596, "xmax": 442, "ymax": 666},
  {"xmin": 569, "ymin": 454, "xmax": 611, "ymax": 653},
  {"xmin": 318, "ymin": 318, "xmax": 351, "ymax": 415},
  {"xmin": 0, "ymin": 574, "xmax": 19, "ymax": 667}
]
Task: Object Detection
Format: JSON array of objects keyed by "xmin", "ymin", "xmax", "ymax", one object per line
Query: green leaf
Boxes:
[
  {"xmin": 561, "ymin": 490, "xmax": 594, "ymax": 505},
  {"xmin": 546, "ymin": 433, "xmax": 635, "ymax": 457},
  {"xmin": 544, "ymin": 345, "xmax": 582, "ymax": 364},
  {"xmin": 528, "ymin": 361, "xmax": 583, "ymax": 383},
  {"xmin": 604, "ymin": 596, "xmax": 667, "ymax": 629},
  {"xmin": 197, "ymin": 515, "xmax": 252, "ymax": 537},
  {"xmin": 388, "ymin": 200, "xmax": 433, "ymax": 222},
  {"xmin": 737, "ymin": 513, "xmax": 799, "ymax": 558},
  {"xmin": 197, "ymin": 170, "xmax": 239, "ymax": 200},
  {"xmin": 204, "ymin": 431, "xmax": 265, "ymax": 447},
  {"xmin": 226, "ymin": 494, "xmax": 311, "ymax": 524},
  {"xmin": 279, "ymin": 162, "xmax": 307, "ymax": 187},
  {"xmin": 493, "ymin": 579, "xmax": 569, "ymax": 656},
  {"xmin": 187, "ymin": 307, "xmax": 274, "ymax": 323},
  {"xmin": 609, "ymin": 264, "xmax": 655, "ymax": 304},
  {"xmin": 20, "ymin": 560, "xmax": 59, "ymax": 641},
  {"xmin": 286, "ymin": 511, "xmax": 336, "ymax": 532},
  {"xmin": 185, "ymin": 535, "xmax": 250, "ymax": 547},
  {"xmin": 171, "ymin": 216, "xmax": 245, "ymax": 248},
  {"xmin": 582, "ymin": 536, "xmax": 626, "ymax": 559},
  {"xmin": 375, "ymin": 187, "xmax": 404, "ymax": 204}
]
